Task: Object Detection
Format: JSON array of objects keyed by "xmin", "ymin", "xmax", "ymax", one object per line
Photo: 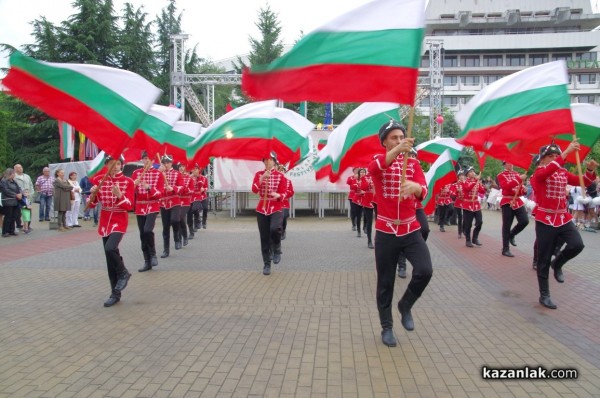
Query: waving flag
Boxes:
[
  {"xmin": 3, "ymin": 51, "xmax": 161, "ymax": 158},
  {"xmin": 242, "ymin": 0, "xmax": 426, "ymax": 104},
  {"xmin": 128, "ymin": 105, "xmax": 183, "ymax": 154},
  {"xmin": 314, "ymin": 102, "xmax": 399, "ymax": 182},
  {"xmin": 187, "ymin": 100, "xmax": 314, "ymax": 168},
  {"xmin": 422, "ymin": 150, "xmax": 457, "ymax": 215},
  {"xmin": 415, "ymin": 137, "xmax": 464, "ymax": 164},
  {"xmin": 455, "ymin": 61, "xmax": 572, "ymax": 153},
  {"xmin": 87, "ymin": 151, "xmax": 106, "ymax": 179},
  {"xmin": 163, "ymin": 121, "xmax": 203, "ymax": 164},
  {"xmin": 58, "ymin": 121, "xmax": 75, "ymax": 159}
]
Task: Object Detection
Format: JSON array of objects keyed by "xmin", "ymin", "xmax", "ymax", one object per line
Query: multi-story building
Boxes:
[{"xmin": 421, "ymin": 0, "xmax": 600, "ymax": 113}]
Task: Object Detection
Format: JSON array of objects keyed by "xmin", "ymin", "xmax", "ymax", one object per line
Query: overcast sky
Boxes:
[{"xmin": 0, "ymin": 0, "xmax": 372, "ymax": 75}]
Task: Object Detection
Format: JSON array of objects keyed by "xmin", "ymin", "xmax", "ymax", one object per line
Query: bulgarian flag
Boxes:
[
  {"xmin": 87, "ymin": 151, "xmax": 106, "ymax": 180},
  {"xmin": 314, "ymin": 102, "xmax": 398, "ymax": 182},
  {"xmin": 415, "ymin": 137, "xmax": 464, "ymax": 164},
  {"xmin": 58, "ymin": 120, "xmax": 75, "ymax": 159},
  {"xmin": 242, "ymin": 0, "xmax": 426, "ymax": 104},
  {"xmin": 128, "ymin": 105, "xmax": 183, "ymax": 155},
  {"xmin": 512, "ymin": 103, "xmax": 600, "ymax": 164},
  {"xmin": 422, "ymin": 150, "xmax": 457, "ymax": 216},
  {"xmin": 187, "ymin": 100, "xmax": 314, "ymax": 168},
  {"xmin": 455, "ymin": 61, "xmax": 573, "ymax": 153},
  {"xmin": 163, "ymin": 121, "xmax": 203, "ymax": 164},
  {"xmin": 3, "ymin": 51, "xmax": 161, "ymax": 158}
]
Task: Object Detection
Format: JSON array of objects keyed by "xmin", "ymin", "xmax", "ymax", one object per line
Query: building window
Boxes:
[
  {"xmin": 443, "ymin": 97, "xmax": 459, "ymax": 106},
  {"xmin": 576, "ymin": 52, "xmax": 597, "ymax": 61},
  {"xmin": 552, "ymin": 53, "xmax": 572, "ymax": 62},
  {"xmin": 531, "ymin": 54, "xmax": 549, "ymax": 66},
  {"xmin": 578, "ymin": 74, "xmax": 597, "ymax": 84},
  {"xmin": 443, "ymin": 56, "xmax": 458, "ymax": 67},
  {"xmin": 483, "ymin": 75, "xmax": 503, "ymax": 84},
  {"xmin": 462, "ymin": 76, "xmax": 480, "ymax": 86},
  {"xmin": 420, "ymin": 56, "xmax": 430, "ymax": 68},
  {"xmin": 461, "ymin": 56, "xmax": 480, "ymax": 67},
  {"xmin": 443, "ymin": 76, "xmax": 458, "ymax": 86},
  {"xmin": 507, "ymin": 55, "xmax": 526, "ymax": 66},
  {"xmin": 483, "ymin": 55, "xmax": 503, "ymax": 67},
  {"xmin": 420, "ymin": 97, "xmax": 430, "ymax": 107},
  {"xmin": 575, "ymin": 95, "xmax": 596, "ymax": 104}
]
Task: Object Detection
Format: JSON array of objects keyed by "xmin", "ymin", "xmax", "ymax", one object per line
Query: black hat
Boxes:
[
  {"xmin": 378, "ymin": 120, "xmax": 406, "ymax": 146},
  {"xmin": 141, "ymin": 150, "xmax": 149, "ymax": 159},
  {"xmin": 457, "ymin": 169, "xmax": 466, "ymax": 176},
  {"xmin": 539, "ymin": 143, "xmax": 562, "ymax": 158},
  {"xmin": 161, "ymin": 154, "xmax": 173, "ymax": 163},
  {"xmin": 262, "ymin": 151, "xmax": 278, "ymax": 164},
  {"xmin": 104, "ymin": 154, "xmax": 125, "ymax": 164},
  {"xmin": 465, "ymin": 166, "xmax": 475, "ymax": 175},
  {"xmin": 532, "ymin": 154, "xmax": 541, "ymax": 166}
]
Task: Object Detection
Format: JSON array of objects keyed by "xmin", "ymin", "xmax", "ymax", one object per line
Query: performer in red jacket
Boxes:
[
  {"xmin": 531, "ymin": 141, "xmax": 597, "ymax": 309},
  {"xmin": 89, "ymin": 155, "xmax": 135, "ymax": 307},
  {"xmin": 177, "ymin": 163, "xmax": 195, "ymax": 245},
  {"xmin": 497, "ymin": 161, "xmax": 529, "ymax": 257},
  {"xmin": 252, "ymin": 152, "xmax": 288, "ymax": 275},
  {"xmin": 132, "ymin": 151, "xmax": 164, "ymax": 272},
  {"xmin": 158, "ymin": 154, "xmax": 184, "ymax": 258},
  {"xmin": 358, "ymin": 168, "xmax": 375, "ymax": 248},
  {"xmin": 368, "ymin": 120, "xmax": 433, "ymax": 347},
  {"xmin": 449, "ymin": 170, "xmax": 466, "ymax": 239},
  {"xmin": 436, "ymin": 184, "xmax": 453, "ymax": 232},
  {"xmin": 346, "ymin": 168, "xmax": 359, "ymax": 232},
  {"xmin": 460, "ymin": 167, "xmax": 487, "ymax": 247},
  {"xmin": 278, "ymin": 164, "xmax": 294, "ymax": 240}
]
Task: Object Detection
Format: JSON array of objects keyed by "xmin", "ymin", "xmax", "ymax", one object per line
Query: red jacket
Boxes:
[
  {"xmin": 497, "ymin": 169, "xmax": 527, "ymax": 209},
  {"xmin": 89, "ymin": 171, "xmax": 134, "ymax": 237},
  {"xmin": 357, "ymin": 175, "xmax": 375, "ymax": 208},
  {"xmin": 132, "ymin": 167, "xmax": 164, "ymax": 215},
  {"xmin": 450, "ymin": 181, "xmax": 464, "ymax": 209},
  {"xmin": 346, "ymin": 175, "xmax": 358, "ymax": 202},
  {"xmin": 192, "ymin": 174, "xmax": 208, "ymax": 202},
  {"xmin": 281, "ymin": 176, "xmax": 294, "ymax": 209},
  {"xmin": 252, "ymin": 169, "xmax": 287, "ymax": 215},
  {"xmin": 368, "ymin": 154, "xmax": 427, "ymax": 236},
  {"xmin": 460, "ymin": 178, "xmax": 486, "ymax": 211},
  {"xmin": 179, "ymin": 173, "xmax": 194, "ymax": 207},
  {"xmin": 532, "ymin": 157, "xmax": 595, "ymax": 227},
  {"xmin": 436, "ymin": 184, "xmax": 453, "ymax": 206},
  {"xmin": 160, "ymin": 168, "xmax": 184, "ymax": 209}
]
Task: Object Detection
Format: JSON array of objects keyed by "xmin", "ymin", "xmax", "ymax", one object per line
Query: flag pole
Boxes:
[
  {"xmin": 400, "ymin": 106, "xmax": 416, "ymax": 200},
  {"xmin": 573, "ymin": 136, "xmax": 587, "ymax": 199}
]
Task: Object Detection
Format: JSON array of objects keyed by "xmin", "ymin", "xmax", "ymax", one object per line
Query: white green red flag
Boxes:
[
  {"xmin": 187, "ymin": 100, "xmax": 314, "ymax": 168},
  {"xmin": 163, "ymin": 121, "xmax": 203, "ymax": 164},
  {"xmin": 242, "ymin": 0, "xmax": 426, "ymax": 104},
  {"xmin": 422, "ymin": 150, "xmax": 457, "ymax": 215},
  {"xmin": 128, "ymin": 105, "xmax": 183, "ymax": 156},
  {"xmin": 3, "ymin": 51, "xmax": 161, "ymax": 158},
  {"xmin": 455, "ymin": 61, "xmax": 572, "ymax": 154},
  {"xmin": 415, "ymin": 137, "xmax": 464, "ymax": 164},
  {"xmin": 314, "ymin": 102, "xmax": 399, "ymax": 182},
  {"xmin": 58, "ymin": 120, "xmax": 75, "ymax": 159},
  {"xmin": 87, "ymin": 151, "xmax": 106, "ymax": 178}
]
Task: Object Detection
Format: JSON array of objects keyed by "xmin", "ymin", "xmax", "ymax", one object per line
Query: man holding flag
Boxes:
[
  {"xmin": 368, "ymin": 121, "xmax": 433, "ymax": 347},
  {"xmin": 497, "ymin": 161, "xmax": 529, "ymax": 257}
]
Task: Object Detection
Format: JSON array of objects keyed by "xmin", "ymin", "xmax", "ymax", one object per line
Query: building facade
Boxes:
[{"xmin": 421, "ymin": 0, "xmax": 600, "ymax": 113}]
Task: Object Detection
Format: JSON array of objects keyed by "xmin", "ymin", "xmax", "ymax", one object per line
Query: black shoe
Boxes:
[
  {"xmin": 473, "ymin": 239, "xmax": 482, "ymax": 247},
  {"xmin": 115, "ymin": 271, "xmax": 131, "ymax": 291},
  {"xmin": 532, "ymin": 261, "xmax": 537, "ymax": 270},
  {"xmin": 150, "ymin": 256, "xmax": 159, "ymax": 267},
  {"xmin": 539, "ymin": 295, "xmax": 557, "ymax": 309},
  {"xmin": 363, "ymin": 227, "xmax": 367, "ymax": 234},
  {"xmin": 553, "ymin": 267, "xmax": 565, "ymax": 283},
  {"xmin": 202, "ymin": 224, "xmax": 206, "ymax": 229},
  {"xmin": 138, "ymin": 262, "xmax": 152, "ymax": 272},
  {"xmin": 439, "ymin": 226, "xmax": 445, "ymax": 232},
  {"xmin": 183, "ymin": 238, "xmax": 188, "ymax": 246},
  {"xmin": 175, "ymin": 241, "xmax": 182, "ymax": 250},
  {"xmin": 368, "ymin": 241, "xmax": 374, "ymax": 249},
  {"xmin": 357, "ymin": 231, "xmax": 361, "ymax": 238},
  {"xmin": 160, "ymin": 251, "xmax": 169, "ymax": 258},
  {"xmin": 189, "ymin": 232, "xmax": 194, "ymax": 239},
  {"xmin": 502, "ymin": 249, "xmax": 514, "ymax": 257},
  {"xmin": 509, "ymin": 237, "xmax": 517, "ymax": 247},
  {"xmin": 458, "ymin": 232, "xmax": 462, "ymax": 239},
  {"xmin": 466, "ymin": 241, "xmax": 474, "ymax": 248},
  {"xmin": 273, "ymin": 253, "xmax": 281, "ymax": 264},
  {"xmin": 103, "ymin": 296, "xmax": 120, "ymax": 307},
  {"xmin": 263, "ymin": 265, "xmax": 271, "ymax": 275},
  {"xmin": 281, "ymin": 231, "xmax": 286, "ymax": 240},
  {"xmin": 352, "ymin": 225, "xmax": 356, "ymax": 231},
  {"xmin": 381, "ymin": 329, "xmax": 397, "ymax": 347}
]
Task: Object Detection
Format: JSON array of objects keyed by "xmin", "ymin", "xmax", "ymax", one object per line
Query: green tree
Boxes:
[
  {"xmin": 117, "ymin": 3, "xmax": 156, "ymax": 79},
  {"xmin": 154, "ymin": 0, "xmax": 182, "ymax": 104},
  {"xmin": 441, "ymin": 109, "xmax": 461, "ymax": 138}
]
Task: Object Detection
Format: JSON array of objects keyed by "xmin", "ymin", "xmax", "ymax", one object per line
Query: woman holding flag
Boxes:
[{"xmin": 497, "ymin": 161, "xmax": 529, "ymax": 257}]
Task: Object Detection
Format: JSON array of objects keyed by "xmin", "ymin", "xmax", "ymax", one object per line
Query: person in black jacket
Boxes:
[{"xmin": 0, "ymin": 168, "xmax": 23, "ymax": 237}]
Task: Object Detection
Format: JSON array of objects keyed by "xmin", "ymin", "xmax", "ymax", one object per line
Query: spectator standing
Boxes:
[
  {"xmin": 35, "ymin": 167, "xmax": 54, "ymax": 222},
  {"xmin": 80, "ymin": 174, "xmax": 99, "ymax": 225},
  {"xmin": 14, "ymin": 164, "xmax": 34, "ymax": 232},
  {"xmin": 1, "ymin": 168, "xmax": 22, "ymax": 237},
  {"xmin": 53, "ymin": 169, "xmax": 73, "ymax": 232},
  {"xmin": 66, "ymin": 172, "xmax": 82, "ymax": 228}
]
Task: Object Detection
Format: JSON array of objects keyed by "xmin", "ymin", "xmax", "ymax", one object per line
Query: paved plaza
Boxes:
[{"xmin": 0, "ymin": 209, "xmax": 599, "ymax": 397}]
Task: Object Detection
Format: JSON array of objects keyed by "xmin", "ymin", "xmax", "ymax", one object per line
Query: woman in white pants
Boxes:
[{"xmin": 66, "ymin": 171, "xmax": 82, "ymax": 228}]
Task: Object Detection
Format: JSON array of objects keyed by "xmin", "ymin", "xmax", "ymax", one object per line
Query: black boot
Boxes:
[
  {"xmin": 397, "ymin": 289, "xmax": 419, "ymax": 331},
  {"xmin": 138, "ymin": 251, "xmax": 152, "ymax": 272},
  {"xmin": 188, "ymin": 230, "xmax": 195, "ymax": 239},
  {"xmin": 472, "ymin": 231, "xmax": 482, "ymax": 246},
  {"xmin": 263, "ymin": 262, "xmax": 271, "ymax": 275},
  {"xmin": 502, "ymin": 248, "xmax": 514, "ymax": 257},
  {"xmin": 439, "ymin": 225, "xmax": 445, "ymax": 232},
  {"xmin": 104, "ymin": 295, "xmax": 120, "ymax": 307},
  {"xmin": 161, "ymin": 239, "xmax": 169, "ymax": 258},
  {"xmin": 550, "ymin": 252, "xmax": 566, "ymax": 283},
  {"xmin": 183, "ymin": 237, "xmax": 188, "ymax": 246},
  {"xmin": 273, "ymin": 244, "xmax": 282, "ymax": 264},
  {"xmin": 378, "ymin": 307, "xmax": 397, "ymax": 347},
  {"xmin": 175, "ymin": 240, "xmax": 182, "ymax": 250},
  {"xmin": 115, "ymin": 270, "xmax": 131, "ymax": 291},
  {"xmin": 149, "ymin": 242, "xmax": 158, "ymax": 267},
  {"xmin": 538, "ymin": 276, "xmax": 557, "ymax": 309},
  {"xmin": 465, "ymin": 238, "xmax": 473, "ymax": 248},
  {"xmin": 397, "ymin": 255, "xmax": 407, "ymax": 278}
]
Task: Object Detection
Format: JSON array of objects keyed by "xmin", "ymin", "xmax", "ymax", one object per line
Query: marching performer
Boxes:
[
  {"xmin": 158, "ymin": 154, "xmax": 184, "ymax": 258},
  {"xmin": 189, "ymin": 164, "xmax": 202, "ymax": 235},
  {"xmin": 531, "ymin": 141, "xmax": 597, "ymax": 309},
  {"xmin": 252, "ymin": 152, "xmax": 288, "ymax": 276},
  {"xmin": 346, "ymin": 168, "xmax": 359, "ymax": 232},
  {"xmin": 196, "ymin": 169, "xmax": 209, "ymax": 230},
  {"xmin": 461, "ymin": 167, "xmax": 486, "ymax": 247},
  {"xmin": 497, "ymin": 161, "xmax": 529, "ymax": 257},
  {"xmin": 88, "ymin": 155, "xmax": 134, "ymax": 307},
  {"xmin": 177, "ymin": 163, "xmax": 194, "ymax": 245},
  {"xmin": 132, "ymin": 151, "xmax": 164, "ymax": 272},
  {"xmin": 369, "ymin": 121, "xmax": 433, "ymax": 347},
  {"xmin": 436, "ymin": 183, "xmax": 453, "ymax": 232},
  {"xmin": 351, "ymin": 169, "xmax": 367, "ymax": 238},
  {"xmin": 358, "ymin": 168, "xmax": 375, "ymax": 249},
  {"xmin": 278, "ymin": 164, "xmax": 294, "ymax": 240},
  {"xmin": 449, "ymin": 170, "xmax": 466, "ymax": 239}
]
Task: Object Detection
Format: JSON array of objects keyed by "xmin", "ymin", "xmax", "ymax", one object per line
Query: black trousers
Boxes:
[
  {"xmin": 349, "ymin": 200, "xmax": 359, "ymax": 228},
  {"xmin": 376, "ymin": 230, "xmax": 433, "ymax": 312},
  {"xmin": 282, "ymin": 208, "xmax": 290, "ymax": 232},
  {"xmin": 438, "ymin": 204, "xmax": 450, "ymax": 226},
  {"xmin": 354, "ymin": 204, "xmax": 363, "ymax": 233},
  {"xmin": 179, "ymin": 205, "xmax": 190, "ymax": 239},
  {"xmin": 463, "ymin": 209, "xmax": 482, "ymax": 242},
  {"xmin": 187, "ymin": 205, "xmax": 195, "ymax": 233},
  {"xmin": 501, "ymin": 204, "xmax": 529, "ymax": 249},
  {"xmin": 136, "ymin": 213, "xmax": 157, "ymax": 258},
  {"xmin": 363, "ymin": 207, "xmax": 374, "ymax": 243},
  {"xmin": 535, "ymin": 221, "xmax": 584, "ymax": 281},
  {"xmin": 398, "ymin": 208, "xmax": 429, "ymax": 267},
  {"xmin": 161, "ymin": 206, "xmax": 181, "ymax": 249},
  {"xmin": 2, "ymin": 205, "xmax": 18, "ymax": 235},
  {"xmin": 257, "ymin": 212, "xmax": 283, "ymax": 265},
  {"xmin": 196, "ymin": 198, "xmax": 209, "ymax": 226},
  {"xmin": 103, "ymin": 233, "xmax": 126, "ymax": 298},
  {"xmin": 455, "ymin": 207, "xmax": 463, "ymax": 234}
]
